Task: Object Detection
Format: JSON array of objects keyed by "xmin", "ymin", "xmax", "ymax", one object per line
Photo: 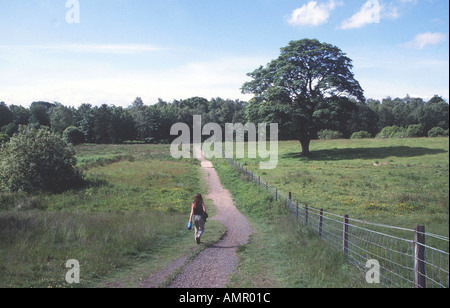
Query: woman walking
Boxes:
[{"xmin": 189, "ymin": 193, "xmax": 208, "ymax": 244}]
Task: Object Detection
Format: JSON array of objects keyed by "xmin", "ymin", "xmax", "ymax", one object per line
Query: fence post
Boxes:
[
  {"xmin": 305, "ymin": 205, "xmax": 309, "ymax": 225},
  {"xmin": 296, "ymin": 202, "xmax": 299, "ymax": 220},
  {"xmin": 318, "ymin": 209, "xmax": 323, "ymax": 237},
  {"xmin": 343, "ymin": 215, "xmax": 349, "ymax": 257},
  {"xmin": 414, "ymin": 225, "xmax": 426, "ymax": 288},
  {"xmin": 275, "ymin": 189, "xmax": 277, "ymax": 201}
]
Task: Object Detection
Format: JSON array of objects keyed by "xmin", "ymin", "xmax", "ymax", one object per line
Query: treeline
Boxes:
[
  {"xmin": 0, "ymin": 97, "xmax": 246, "ymax": 145},
  {"xmin": 0, "ymin": 94, "xmax": 448, "ymax": 145}
]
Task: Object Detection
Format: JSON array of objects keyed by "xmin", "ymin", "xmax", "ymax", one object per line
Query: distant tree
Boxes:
[
  {"xmin": 29, "ymin": 101, "xmax": 55, "ymax": 127},
  {"xmin": 50, "ymin": 104, "xmax": 74, "ymax": 135},
  {"xmin": 412, "ymin": 96, "xmax": 449, "ymax": 133},
  {"xmin": 129, "ymin": 97, "xmax": 152, "ymax": 141},
  {"xmin": 93, "ymin": 104, "xmax": 113, "ymax": 144},
  {"xmin": 242, "ymin": 39, "xmax": 364, "ymax": 155},
  {"xmin": 74, "ymin": 104, "xmax": 95, "ymax": 143},
  {"xmin": 4, "ymin": 105, "xmax": 30, "ymax": 136},
  {"xmin": 0, "ymin": 102, "xmax": 13, "ymax": 128},
  {"xmin": 63, "ymin": 126, "xmax": 85, "ymax": 145},
  {"xmin": 111, "ymin": 106, "xmax": 137, "ymax": 143}
]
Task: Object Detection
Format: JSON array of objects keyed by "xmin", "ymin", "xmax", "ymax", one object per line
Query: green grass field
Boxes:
[
  {"xmin": 215, "ymin": 137, "xmax": 448, "ymax": 287},
  {"xmin": 0, "ymin": 144, "xmax": 225, "ymax": 288},
  {"xmin": 0, "ymin": 138, "xmax": 448, "ymax": 288},
  {"xmin": 211, "ymin": 158, "xmax": 367, "ymax": 287},
  {"xmin": 227, "ymin": 138, "xmax": 449, "ymax": 239}
]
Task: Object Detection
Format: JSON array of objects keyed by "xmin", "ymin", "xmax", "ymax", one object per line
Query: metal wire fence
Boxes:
[{"xmin": 221, "ymin": 151, "xmax": 449, "ymax": 288}]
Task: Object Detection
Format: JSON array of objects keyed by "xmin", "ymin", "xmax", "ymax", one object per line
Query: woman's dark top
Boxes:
[{"xmin": 193, "ymin": 203, "xmax": 204, "ymax": 216}]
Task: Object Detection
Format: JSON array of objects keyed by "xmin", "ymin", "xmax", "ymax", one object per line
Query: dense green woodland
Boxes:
[{"xmin": 0, "ymin": 94, "xmax": 449, "ymax": 145}]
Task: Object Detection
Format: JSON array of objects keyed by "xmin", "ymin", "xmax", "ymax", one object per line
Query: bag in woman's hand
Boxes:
[{"xmin": 202, "ymin": 212, "xmax": 209, "ymax": 223}]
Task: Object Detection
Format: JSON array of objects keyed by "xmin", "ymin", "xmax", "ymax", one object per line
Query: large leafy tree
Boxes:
[{"xmin": 242, "ymin": 39, "xmax": 365, "ymax": 156}]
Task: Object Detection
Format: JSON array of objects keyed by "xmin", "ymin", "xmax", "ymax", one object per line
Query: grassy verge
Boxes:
[
  {"xmin": 0, "ymin": 144, "xmax": 226, "ymax": 288},
  {"xmin": 212, "ymin": 158, "xmax": 368, "ymax": 288}
]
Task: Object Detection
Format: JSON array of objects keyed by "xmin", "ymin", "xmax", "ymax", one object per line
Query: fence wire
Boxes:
[{"xmin": 222, "ymin": 151, "xmax": 449, "ymax": 288}]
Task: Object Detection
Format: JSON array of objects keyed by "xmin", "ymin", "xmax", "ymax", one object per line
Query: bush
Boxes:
[
  {"xmin": 351, "ymin": 131, "xmax": 372, "ymax": 139},
  {"xmin": 63, "ymin": 126, "xmax": 85, "ymax": 145},
  {"xmin": 428, "ymin": 127, "xmax": 446, "ymax": 138},
  {"xmin": 317, "ymin": 129, "xmax": 343, "ymax": 140},
  {"xmin": 406, "ymin": 124, "xmax": 424, "ymax": 138},
  {"xmin": 0, "ymin": 133, "xmax": 9, "ymax": 145},
  {"xmin": 0, "ymin": 126, "xmax": 83, "ymax": 193},
  {"xmin": 377, "ymin": 126, "xmax": 408, "ymax": 138}
]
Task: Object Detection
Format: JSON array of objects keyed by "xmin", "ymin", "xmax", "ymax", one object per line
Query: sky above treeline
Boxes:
[{"xmin": 0, "ymin": 0, "xmax": 448, "ymax": 107}]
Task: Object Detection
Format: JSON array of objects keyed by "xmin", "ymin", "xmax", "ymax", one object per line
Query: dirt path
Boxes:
[{"xmin": 166, "ymin": 145, "xmax": 253, "ymax": 288}]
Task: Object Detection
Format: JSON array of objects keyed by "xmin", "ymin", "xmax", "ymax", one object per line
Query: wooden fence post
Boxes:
[
  {"xmin": 275, "ymin": 189, "xmax": 277, "ymax": 201},
  {"xmin": 414, "ymin": 225, "xmax": 426, "ymax": 288},
  {"xmin": 318, "ymin": 209, "xmax": 324, "ymax": 237},
  {"xmin": 343, "ymin": 215, "xmax": 349, "ymax": 257},
  {"xmin": 305, "ymin": 205, "xmax": 309, "ymax": 225}
]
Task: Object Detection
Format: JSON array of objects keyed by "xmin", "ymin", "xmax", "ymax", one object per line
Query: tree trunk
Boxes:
[{"xmin": 298, "ymin": 134, "xmax": 311, "ymax": 156}]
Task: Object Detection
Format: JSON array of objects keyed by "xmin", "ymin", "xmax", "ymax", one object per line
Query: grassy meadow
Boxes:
[
  {"xmin": 227, "ymin": 138, "xmax": 449, "ymax": 239},
  {"xmin": 212, "ymin": 158, "xmax": 368, "ymax": 287},
  {"xmin": 0, "ymin": 138, "xmax": 448, "ymax": 288},
  {"xmin": 214, "ymin": 137, "xmax": 448, "ymax": 287},
  {"xmin": 0, "ymin": 144, "xmax": 225, "ymax": 288}
]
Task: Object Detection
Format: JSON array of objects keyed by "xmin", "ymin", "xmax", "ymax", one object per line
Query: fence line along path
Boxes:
[
  {"xmin": 221, "ymin": 148, "xmax": 449, "ymax": 288},
  {"xmin": 168, "ymin": 145, "xmax": 252, "ymax": 288}
]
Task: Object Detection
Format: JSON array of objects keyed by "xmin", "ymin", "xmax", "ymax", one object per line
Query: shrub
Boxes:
[
  {"xmin": 63, "ymin": 126, "xmax": 85, "ymax": 145},
  {"xmin": 0, "ymin": 126, "xmax": 83, "ymax": 193},
  {"xmin": 350, "ymin": 131, "xmax": 372, "ymax": 139},
  {"xmin": 428, "ymin": 127, "xmax": 446, "ymax": 138},
  {"xmin": 406, "ymin": 124, "xmax": 424, "ymax": 138},
  {"xmin": 0, "ymin": 133, "xmax": 9, "ymax": 145},
  {"xmin": 377, "ymin": 126, "xmax": 408, "ymax": 138},
  {"xmin": 317, "ymin": 129, "xmax": 343, "ymax": 140}
]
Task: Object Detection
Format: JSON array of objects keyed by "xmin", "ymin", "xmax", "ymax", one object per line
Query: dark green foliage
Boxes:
[
  {"xmin": 63, "ymin": 126, "xmax": 85, "ymax": 145},
  {"xmin": 351, "ymin": 131, "xmax": 372, "ymax": 139},
  {"xmin": 318, "ymin": 129, "xmax": 343, "ymax": 140},
  {"xmin": 428, "ymin": 127, "xmax": 446, "ymax": 137},
  {"xmin": 0, "ymin": 126, "xmax": 83, "ymax": 193},
  {"xmin": 0, "ymin": 133, "xmax": 9, "ymax": 145},
  {"xmin": 242, "ymin": 39, "xmax": 365, "ymax": 155}
]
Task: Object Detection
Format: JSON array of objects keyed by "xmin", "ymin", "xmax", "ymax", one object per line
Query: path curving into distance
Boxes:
[{"xmin": 167, "ymin": 145, "xmax": 253, "ymax": 288}]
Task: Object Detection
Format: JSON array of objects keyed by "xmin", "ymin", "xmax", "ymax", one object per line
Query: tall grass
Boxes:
[
  {"xmin": 0, "ymin": 144, "xmax": 214, "ymax": 288},
  {"xmin": 0, "ymin": 211, "xmax": 186, "ymax": 288},
  {"xmin": 212, "ymin": 158, "xmax": 367, "ymax": 288}
]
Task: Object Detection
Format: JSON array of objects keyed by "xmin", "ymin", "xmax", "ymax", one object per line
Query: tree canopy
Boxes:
[{"xmin": 242, "ymin": 39, "xmax": 365, "ymax": 155}]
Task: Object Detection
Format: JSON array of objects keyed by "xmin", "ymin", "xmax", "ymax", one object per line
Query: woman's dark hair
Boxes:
[{"xmin": 193, "ymin": 193, "xmax": 203, "ymax": 210}]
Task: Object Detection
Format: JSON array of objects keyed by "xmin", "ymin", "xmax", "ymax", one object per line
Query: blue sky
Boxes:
[{"xmin": 0, "ymin": 0, "xmax": 448, "ymax": 107}]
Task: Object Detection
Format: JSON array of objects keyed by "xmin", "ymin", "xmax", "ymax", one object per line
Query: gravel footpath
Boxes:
[{"xmin": 168, "ymin": 146, "xmax": 253, "ymax": 288}]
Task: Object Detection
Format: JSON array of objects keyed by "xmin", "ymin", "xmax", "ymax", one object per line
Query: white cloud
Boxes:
[
  {"xmin": 288, "ymin": 0, "xmax": 340, "ymax": 27},
  {"xmin": 340, "ymin": 0, "xmax": 381, "ymax": 29},
  {"xmin": 403, "ymin": 32, "xmax": 447, "ymax": 49}
]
